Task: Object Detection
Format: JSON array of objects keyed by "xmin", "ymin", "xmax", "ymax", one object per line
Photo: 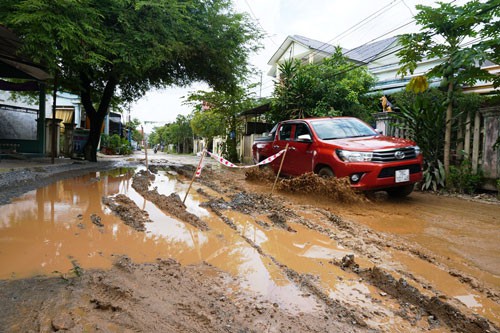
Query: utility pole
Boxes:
[
  {"xmin": 51, "ymin": 71, "xmax": 58, "ymax": 164},
  {"xmin": 259, "ymin": 72, "xmax": 263, "ymax": 98},
  {"xmin": 127, "ymin": 103, "xmax": 131, "ymax": 144}
]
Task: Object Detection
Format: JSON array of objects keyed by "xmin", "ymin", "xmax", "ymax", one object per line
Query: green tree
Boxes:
[
  {"xmin": 148, "ymin": 115, "xmax": 193, "ymax": 153},
  {"xmin": 186, "ymin": 86, "xmax": 259, "ymax": 162},
  {"xmin": 0, "ymin": 0, "xmax": 260, "ymax": 161},
  {"xmin": 270, "ymin": 48, "xmax": 375, "ymax": 123},
  {"xmin": 165, "ymin": 115, "xmax": 193, "ymax": 154},
  {"xmin": 125, "ymin": 118, "xmax": 143, "ymax": 144},
  {"xmin": 397, "ymin": 0, "xmax": 499, "ymax": 176},
  {"xmin": 190, "ymin": 108, "xmax": 225, "ymax": 149}
]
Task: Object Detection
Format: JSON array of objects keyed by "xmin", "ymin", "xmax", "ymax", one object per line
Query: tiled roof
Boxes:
[
  {"xmin": 345, "ymin": 36, "xmax": 399, "ymax": 63},
  {"xmin": 291, "ymin": 35, "xmax": 339, "ymax": 54},
  {"xmin": 290, "ymin": 34, "xmax": 398, "ymax": 64}
]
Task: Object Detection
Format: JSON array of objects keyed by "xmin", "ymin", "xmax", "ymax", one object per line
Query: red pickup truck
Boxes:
[{"xmin": 252, "ymin": 117, "xmax": 423, "ymax": 197}]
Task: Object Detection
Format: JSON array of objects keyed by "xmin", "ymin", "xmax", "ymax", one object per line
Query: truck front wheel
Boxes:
[{"xmin": 317, "ymin": 166, "xmax": 334, "ymax": 178}]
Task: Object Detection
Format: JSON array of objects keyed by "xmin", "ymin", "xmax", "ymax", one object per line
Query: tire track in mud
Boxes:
[
  {"xmin": 132, "ymin": 169, "xmax": 209, "ymax": 231},
  {"xmin": 195, "ymin": 180, "xmax": 499, "ymax": 333},
  {"xmin": 198, "ymin": 190, "xmax": 372, "ymax": 330},
  {"xmin": 307, "ymin": 207, "xmax": 500, "ymax": 304},
  {"xmin": 291, "ymin": 206, "xmax": 500, "ymax": 333}
]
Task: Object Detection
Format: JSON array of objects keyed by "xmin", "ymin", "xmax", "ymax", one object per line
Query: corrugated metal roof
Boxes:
[
  {"xmin": 291, "ymin": 35, "xmax": 339, "ymax": 54},
  {"xmin": 0, "ymin": 25, "xmax": 51, "ymax": 81}
]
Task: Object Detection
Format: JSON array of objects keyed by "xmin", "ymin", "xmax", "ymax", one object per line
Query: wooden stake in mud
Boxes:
[
  {"xmin": 271, "ymin": 143, "xmax": 289, "ymax": 196},
  {"xmin": 183, "ymin": 150, "xmax": 206, "ymax": 204},
  {"xmin": 142, "ymin": 126, "xmax": 148, "ymax": 170}
]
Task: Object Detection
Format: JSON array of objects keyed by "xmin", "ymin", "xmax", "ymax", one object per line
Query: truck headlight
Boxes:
[
  {"xmin": 414, "ymin": 146, "xmax": 421, "ymax": 157},
  {"xmin": 337, "ymin": 150, "xmax": 373, "ymax": 162}
]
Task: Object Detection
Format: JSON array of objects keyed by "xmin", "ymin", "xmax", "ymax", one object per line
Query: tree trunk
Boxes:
[
  {"xmin": 80, "ymin": 73, "xmax": 117, "ymax": 162},
  {"xmin": 84, "ymin": 114, "xmax": 106, "ymax": 162},
  {"xmin": 444, "ymin": 81, "xmax": 454, "ymax": 177}
]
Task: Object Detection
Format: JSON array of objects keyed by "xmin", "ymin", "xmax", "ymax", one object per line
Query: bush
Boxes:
[
  {"xmin": 100, "ymin": 134, "xmax": 132, "ymax": 155},
  {"xmin": 391, "ymin": 89, "xmax": 447, "ymax": 191},
  {"xmin": 447, "ymin": 155, "xmax": 482, "ymax": 194}
]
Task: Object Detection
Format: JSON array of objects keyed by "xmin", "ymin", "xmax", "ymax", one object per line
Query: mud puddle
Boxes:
[
  {"xmin": 0, "ymin": 167, "xmax": 328, "ymax": 315},
  {"xmin": 330, "ymin": 192, "xmax": 500, "ymax": 290}
]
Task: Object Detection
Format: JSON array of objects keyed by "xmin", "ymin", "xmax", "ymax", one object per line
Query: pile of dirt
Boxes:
[
  {"xmin": 277, "ymin": 173, "xmax": 365, "ymax": 203},
  {"xmin": 0, "ymin": 256, "xmax": 365, "ymax": 333},
  {"xmin": 245, "ymin": 167, "xmax": 275, "ymax": 182},
  {"xmin": 102, "ymin": 194, "xmax": 152, "ymax": 232},
  {"xmin": 132, "ymin": 170, "xmax": 209, "ymax": 231}
]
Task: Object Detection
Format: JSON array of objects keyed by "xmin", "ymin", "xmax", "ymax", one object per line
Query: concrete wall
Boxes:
[{"xmin": 0, "ymin": 106, "xmax": 37, "ymax": 140}]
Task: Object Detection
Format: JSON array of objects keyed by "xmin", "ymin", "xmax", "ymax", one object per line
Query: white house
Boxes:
[{"xmin": 267, "ymin": 34, "xmax": 498, "ymax": 96}]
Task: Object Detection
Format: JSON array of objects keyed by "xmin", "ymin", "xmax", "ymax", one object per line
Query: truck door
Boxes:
[
  {"xmin": 272, "ymin": 123, "xmax": 294, "ymax": 174},
  {"xmin": 287, "ymin": 122, "xmax": 315, "ymax": 175}
]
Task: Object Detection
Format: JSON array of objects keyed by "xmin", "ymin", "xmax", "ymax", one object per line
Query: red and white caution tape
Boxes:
[
  {"xmin": 195, "ymin": 165, "xmax": 203, "ymax": 177},
  {"xmin": 195, "ymin": 149, "xmax": 286, "ymax": 177}
]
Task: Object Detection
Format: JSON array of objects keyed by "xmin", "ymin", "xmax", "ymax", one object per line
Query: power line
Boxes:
[
  {"xmin": 311, "ymin": 0, "xmax": 403, "ymax": 55},
  {"xmin": 243, "ymin": 0, "xmax": 279, "ymax": 47},
  {"xmin": 264, "ymin": 0, "xmax": 409, "ymax": 69},
  {"xmin": 262, "ymin": 0, "xmax": 497, "ymax": 97}
]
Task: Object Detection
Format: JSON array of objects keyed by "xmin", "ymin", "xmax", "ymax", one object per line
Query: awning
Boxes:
[{"xmin": 0, "ymin": 25, "xmax": 51, "ymax": 81}]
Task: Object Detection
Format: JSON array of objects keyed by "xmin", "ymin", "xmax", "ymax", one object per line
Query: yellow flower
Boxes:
[{"xmin": 406, "ymin": 76, "xmax": 429, "ymax": 93}]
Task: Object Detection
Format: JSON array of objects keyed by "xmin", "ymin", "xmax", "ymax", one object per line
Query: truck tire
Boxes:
[
  {"xmin": 317, "ymin": 166, "xmax": 334, "ymax": 178},
  {"xmin": 386, "ymin": 184, "xmax": 414, "ymax": 198}
]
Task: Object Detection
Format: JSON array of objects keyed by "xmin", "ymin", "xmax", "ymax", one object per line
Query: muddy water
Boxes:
[
  {"xmin": 297, "ymin": 191, "xmax": 500, "ymax": 326},
  {"xmin": 333, "ymin": 192, "xmax": 500, "ymax": 288},
  {"xmin": 0, "ymin": 168, "xmax": 321, "ymax": 315}
]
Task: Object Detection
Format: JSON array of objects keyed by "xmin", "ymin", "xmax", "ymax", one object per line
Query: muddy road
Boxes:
[{"xmin": 0, "ymin": 154, "xmax": 499, "ymax": 332}]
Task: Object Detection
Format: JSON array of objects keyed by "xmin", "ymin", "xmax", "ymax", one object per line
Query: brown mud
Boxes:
[
  {"xmin": 0, "ymin": 157, "xmax": 499, "ymax": 333},
  {"xmin": 132, "ymin": 169, "xmax": 209, "ymax": 231},
  {"xmin": 0, "ymin": 256, "xmax": 362, "ymax": 333},
  {"xmin": 102, "ymin": 194, "xmax": 151, "ymax": 231}
]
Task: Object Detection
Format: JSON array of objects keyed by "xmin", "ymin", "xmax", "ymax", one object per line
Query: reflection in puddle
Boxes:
[{"xmin": 455, "ymin": 294, "xmax": 482, "ymax": 308}]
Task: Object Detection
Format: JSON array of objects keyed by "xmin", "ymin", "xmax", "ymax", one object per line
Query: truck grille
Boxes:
[
  {"xmin": 378, "ymin": 164, "xmax": 422, "ymax": 178},
  {"xmin": 372, "ymin": 147, "xmax": 417, "ymax": 162}
]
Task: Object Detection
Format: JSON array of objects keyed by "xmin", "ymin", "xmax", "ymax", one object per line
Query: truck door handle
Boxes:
[
  {"xmin": 273, "ymin": 145, "xmax": 280, "ymax": 149},
  {"xmin": 288, "ymin": 146, "xmax": 296, "ymax": 151}
]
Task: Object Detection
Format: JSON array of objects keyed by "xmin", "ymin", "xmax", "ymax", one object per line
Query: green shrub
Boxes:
[
  {"xmin": 100, "ymin": 134, "xmax": 132, "ymax": 155},
  {"xmin": 422, "ymin": 159, "xmax": 446, "ymax": 192},
  {"xmin": 392, "ymin": 89, "xmax": 446, "ymax": 191},
  {"xmin": 447, "ymin": 155, "xmax": 482, "ymax": 194}
]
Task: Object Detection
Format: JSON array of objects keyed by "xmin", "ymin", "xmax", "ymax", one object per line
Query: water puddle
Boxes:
[
  {"xmin": 0, "ymin": 167, "xmax": 320, "ymax": 314},
  {"xmin": 336, "ymin": 192, "xmax": 500, "ymax": 289},
  {"xmin": 392, "ymin": 251, "xmax": 500, "ymax": 325}
]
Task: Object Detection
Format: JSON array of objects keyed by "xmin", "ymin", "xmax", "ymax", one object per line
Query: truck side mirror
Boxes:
[{"xmin": 297, "ymin": 134, "xmax": 313, "ymax": 143}]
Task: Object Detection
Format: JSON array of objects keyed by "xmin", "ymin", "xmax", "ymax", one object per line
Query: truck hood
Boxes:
[{"xmin": 324, "ymin": 135, "xmax": 417, "ymax": 150}]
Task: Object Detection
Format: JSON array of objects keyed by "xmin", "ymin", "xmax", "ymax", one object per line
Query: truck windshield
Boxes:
[{"xmin": 310, "ymin": 118, "xmax": 377, "ymax": 140}]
